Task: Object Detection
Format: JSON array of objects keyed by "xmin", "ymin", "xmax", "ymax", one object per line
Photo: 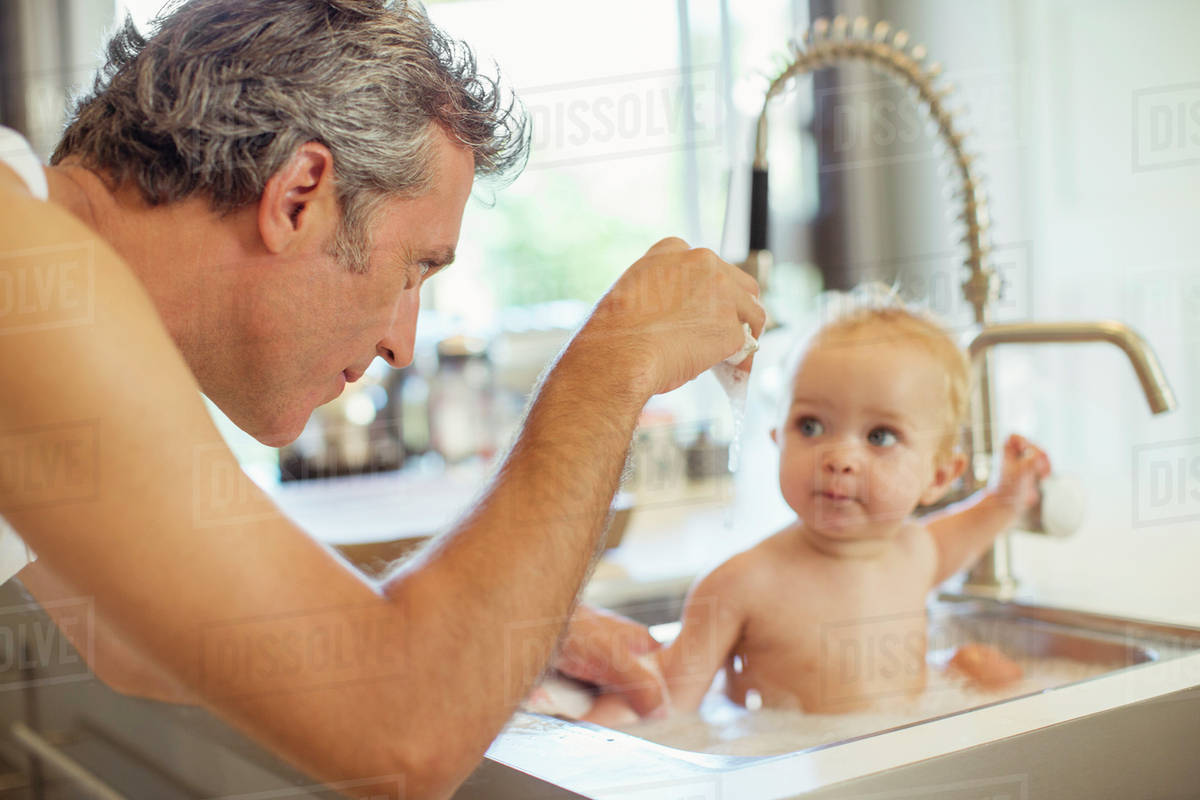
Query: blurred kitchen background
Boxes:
[{"xmin": 4, "ymin": 0, "xmax": 1200, "ymax": 600}]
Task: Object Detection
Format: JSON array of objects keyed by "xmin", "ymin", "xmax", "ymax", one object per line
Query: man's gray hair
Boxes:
[{"xmin": 52, "ymin": 0, "xmax": 528, "ymax": 271}]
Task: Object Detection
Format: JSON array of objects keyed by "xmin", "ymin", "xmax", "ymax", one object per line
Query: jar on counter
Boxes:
[
  {"xmin": 627, "ymin": 406, "xmax": 686, "ymax": 500},
  {"xmin": 382, "ymin": 354, "xmax": 434, "ymax": 463},
  {"xmin": 428, "ymin": 335, "xmax": 495, "ymax": 463}
]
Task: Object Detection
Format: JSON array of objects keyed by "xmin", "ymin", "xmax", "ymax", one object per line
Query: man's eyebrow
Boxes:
[{"xmin": 422, "ymin": 247, "xmax": 456, "ymax": 267}]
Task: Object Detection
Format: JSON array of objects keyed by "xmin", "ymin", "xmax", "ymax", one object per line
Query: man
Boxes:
[{"xmin": 0, "ymin": 1, "xmax": 763, "ymax": 797}]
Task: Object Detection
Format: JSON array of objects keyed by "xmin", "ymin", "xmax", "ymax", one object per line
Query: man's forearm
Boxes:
[{"xmin": 380, "ymin": 337, "xmax": 647, "ymax": 779}]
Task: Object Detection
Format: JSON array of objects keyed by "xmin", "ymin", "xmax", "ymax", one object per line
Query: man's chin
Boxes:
[
  {"xmin": 254, "ymin": 428, "xmax": 302, "ymax": 448},
  {"xmin": 242, "ymin": 407, "xmax": 313, "ymax": 448},
  {"xmin": 200, "ymin": 384, "xmax": 316, "ymax": 448}
]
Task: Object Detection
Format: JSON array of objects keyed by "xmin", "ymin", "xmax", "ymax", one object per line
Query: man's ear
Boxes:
[
  {"xmin": 919, "ymin": 451, "xmax": 968, "ymax": 506},
  {"xmin": 258, "ymin": 142, "xmax": 339, "ymax": 255}
]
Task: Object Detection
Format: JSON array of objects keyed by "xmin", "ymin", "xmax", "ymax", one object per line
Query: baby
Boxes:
[
  {"xmin": 654, "ymin": 300, "xmax": 1050, "ymax": 715},
  {"xmin": 527, "ymin": 297, "xmax": 1050, "ymax": 724}
]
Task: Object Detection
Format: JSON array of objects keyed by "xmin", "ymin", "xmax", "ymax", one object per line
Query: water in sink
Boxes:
[
  {"xmin": 579, "ymin": 609, "xmax": 1154, "ymax": 757},
  {"xmin": 610, "ymin": 653, "xmax": 1116, "ymax": 757}
]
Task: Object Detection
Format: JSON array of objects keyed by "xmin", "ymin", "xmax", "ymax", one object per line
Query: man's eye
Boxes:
[
  {"xmin": 798, "ymin": 416, "xmax": 824, "ymax": 437},
  {"xmin": 867, "ymin": 427, "xmax": 899, "ymax": 447}
]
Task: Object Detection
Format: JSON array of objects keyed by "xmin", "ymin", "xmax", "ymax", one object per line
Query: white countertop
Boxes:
[
  {"xmin": 262, "ymin": 461, "xmax": 1200, "ymax": 628},
  {"xmin": 584, "ymin": 474, "xmax": 1200, "ymax": 628}
]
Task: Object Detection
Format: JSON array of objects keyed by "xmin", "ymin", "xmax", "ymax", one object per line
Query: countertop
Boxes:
[
  {"xmin": 262, "ymin": 463, "xmax": 1200, "ymax": 628},
  {"xmin": 588, "ymin": 493, "xmax": 1200, "ymax": 627}
]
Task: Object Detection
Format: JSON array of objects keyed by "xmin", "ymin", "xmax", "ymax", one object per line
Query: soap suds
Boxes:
[{"xmin": 611, "ymin": 656, "xmax": 1119, "ymax": 756}]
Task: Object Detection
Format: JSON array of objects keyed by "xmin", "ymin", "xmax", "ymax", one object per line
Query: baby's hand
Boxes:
[{"xmin": 994, "ymin": 433, "xmax": 1052, "ymax": 515}]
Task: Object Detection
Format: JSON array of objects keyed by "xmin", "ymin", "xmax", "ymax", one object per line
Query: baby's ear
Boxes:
[
  {"xmin": 769, "ymin": 427, "xmax": 779, "ymax": 445},
  {"xmin": 920, "ymin": 452, "xmax": 968, "ymax": 505}
]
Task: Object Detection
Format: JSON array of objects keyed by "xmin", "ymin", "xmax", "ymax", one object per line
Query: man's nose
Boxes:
[{"xmin": 377, "ymin": 288, "xmax": 420, "ymax": 368}]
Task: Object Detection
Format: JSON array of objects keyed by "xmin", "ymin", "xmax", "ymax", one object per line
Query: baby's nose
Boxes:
[{"xmin": 821, "ymin": 444, "xmax": 861, "ymax": 473}]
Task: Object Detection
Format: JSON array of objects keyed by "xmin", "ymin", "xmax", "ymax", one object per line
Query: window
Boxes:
[{"xmin": 108, "ymin": 1, "xmax": 816, "ymax": 487}]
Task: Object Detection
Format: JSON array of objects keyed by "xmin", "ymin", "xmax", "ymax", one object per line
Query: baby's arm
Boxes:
[
  {"xmin": 658, "ymin": 559, "xmax": 749, "ymax": 714},
  {"xmin": 925, "ymin": 433, "xmax": 1051, "ymax": 586}
]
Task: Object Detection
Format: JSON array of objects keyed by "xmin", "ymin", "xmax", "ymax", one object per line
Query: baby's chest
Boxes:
[{"xmin": 742, "ymin": 565, "xmax": 930, "ymax": 654}]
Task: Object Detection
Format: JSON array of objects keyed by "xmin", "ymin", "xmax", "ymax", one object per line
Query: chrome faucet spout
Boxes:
[
  {"xmin": 954, "ymin": 319, "xmax": 1177, "ymax": 600},
  {"xmin": 968, "ymin": 321, "xmax": 1177, "ymax": 415}
]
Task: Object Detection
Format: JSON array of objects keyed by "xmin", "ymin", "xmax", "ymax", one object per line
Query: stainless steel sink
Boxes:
[
  {"xmin": 469, "ymin": 599, "xmax": 1200, "ymax": 799},
  {"xmin": 925, "ymin": 600, "xmax": 1159, "ymax": 677}
]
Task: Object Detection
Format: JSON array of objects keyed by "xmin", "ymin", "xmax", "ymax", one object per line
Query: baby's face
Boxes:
[{"xmin": 774, "ymin": 330, "xmax": 957, "ymax": 541}]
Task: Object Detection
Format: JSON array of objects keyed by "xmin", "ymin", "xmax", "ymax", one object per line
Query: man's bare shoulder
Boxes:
[
  {"xmin": 0, "ymin": 174, "xmax": 155, "ymax": 336},
  {"xmin": 0, "ymin": 175, "xmax": 218, "ymax": 505}
]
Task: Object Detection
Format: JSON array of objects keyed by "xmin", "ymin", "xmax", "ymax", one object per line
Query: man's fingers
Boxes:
[
  {"xmin": 588, "ymin": 650, "xmax": 667, "ymax": 717},
  {"xmin": 574, "ymin": 605, "xmax": 659, "ymax": 653},
  {"xmin": 555, "ymin": 605, "xmax": 669, "ymax": 718},
  {"xmin": 728, "ymin": 261, "xmax": 762, "ymax": 301},
  {"xmin": 644, "ymin": 236, "xmax": 690, "ymax": 258},
  {"xmin": 648, "ymin": 240, "xmax": 763, "ymax": 330},
  {"xmin": 613, "ymin": 660, "xmax": 669, "ymax": 717},
  {"xmin": 623, "ymin": 624, "xmax": 662, "ymax": 656},
  {"xmin": 737, "ymin": 288, "xmax": 768, "ymax": 340},
  {"xmin": 554, "ymin": 642, "xmax": 666, "ymax": 716}
]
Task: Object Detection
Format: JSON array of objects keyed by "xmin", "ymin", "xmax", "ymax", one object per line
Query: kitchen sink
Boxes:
[
  {"xmin": 598, "ymin": 600, "xmax": 1170, "ymax": 759},
  {"xmin": 463, "ymin": 598, "xmax": 1200, "ymax": 799}
]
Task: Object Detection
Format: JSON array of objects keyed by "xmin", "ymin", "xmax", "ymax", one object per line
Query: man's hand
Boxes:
[
  {"xmin": 571, "ymin": 238, "xmax": 766, "ymax": 400},
  {"xmin": 554, "ymin": 605, "xmax": 668, "ymax": 719},
  {"xmin": 993, "ymin": 433, "xmax": 1052, "ymax": 518}
]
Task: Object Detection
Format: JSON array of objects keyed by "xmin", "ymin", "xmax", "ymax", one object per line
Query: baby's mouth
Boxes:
[{"xmin": 816, "ymin": 489, "xmax": 860, "ymax": 504}]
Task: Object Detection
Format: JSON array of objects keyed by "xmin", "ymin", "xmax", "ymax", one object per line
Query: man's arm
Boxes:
[
  {"xmin": 15, "ymin": 560, "xmax": 198, "ymax": 705},
  {"xmin": 926, "ymin": 434, "xmax": 1051, "ymax": 586},
  {"xmin": 0, "ymin": 175, "xmax": 762, "ymax": 798}
]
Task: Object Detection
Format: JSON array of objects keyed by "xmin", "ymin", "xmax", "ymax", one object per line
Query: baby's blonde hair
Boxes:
[{"xmin": 792, "ymin": 285, "xmax": 970, "ymax": 461}]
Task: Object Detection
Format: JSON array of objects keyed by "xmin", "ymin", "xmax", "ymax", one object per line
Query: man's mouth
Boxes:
[{"xmin": 343, "ymin": 369, "xmax": 364, "ymax": 383}]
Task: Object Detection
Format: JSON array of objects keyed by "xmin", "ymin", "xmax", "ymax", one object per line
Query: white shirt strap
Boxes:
[{"xmin": 0, "ymin": 126, "xmax": 50, "ymax": 201}]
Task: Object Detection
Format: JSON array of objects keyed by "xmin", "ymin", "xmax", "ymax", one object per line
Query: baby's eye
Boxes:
[
  {"xmin": 797, "ymin": 416, "xmax": 824, "ymax": 437},
  {"xmin": 867, "ymin": 427, "xmax": 899, "ymax": 447}
]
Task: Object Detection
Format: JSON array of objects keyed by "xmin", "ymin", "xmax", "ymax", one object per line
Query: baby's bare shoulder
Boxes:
[
  {"xmin": 692, "ymin": 527, "xmax": 803, "ymax": 600},
  {"xmin": 895, "ymin": 520, "xmax": 939, "ymax": 578}
]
